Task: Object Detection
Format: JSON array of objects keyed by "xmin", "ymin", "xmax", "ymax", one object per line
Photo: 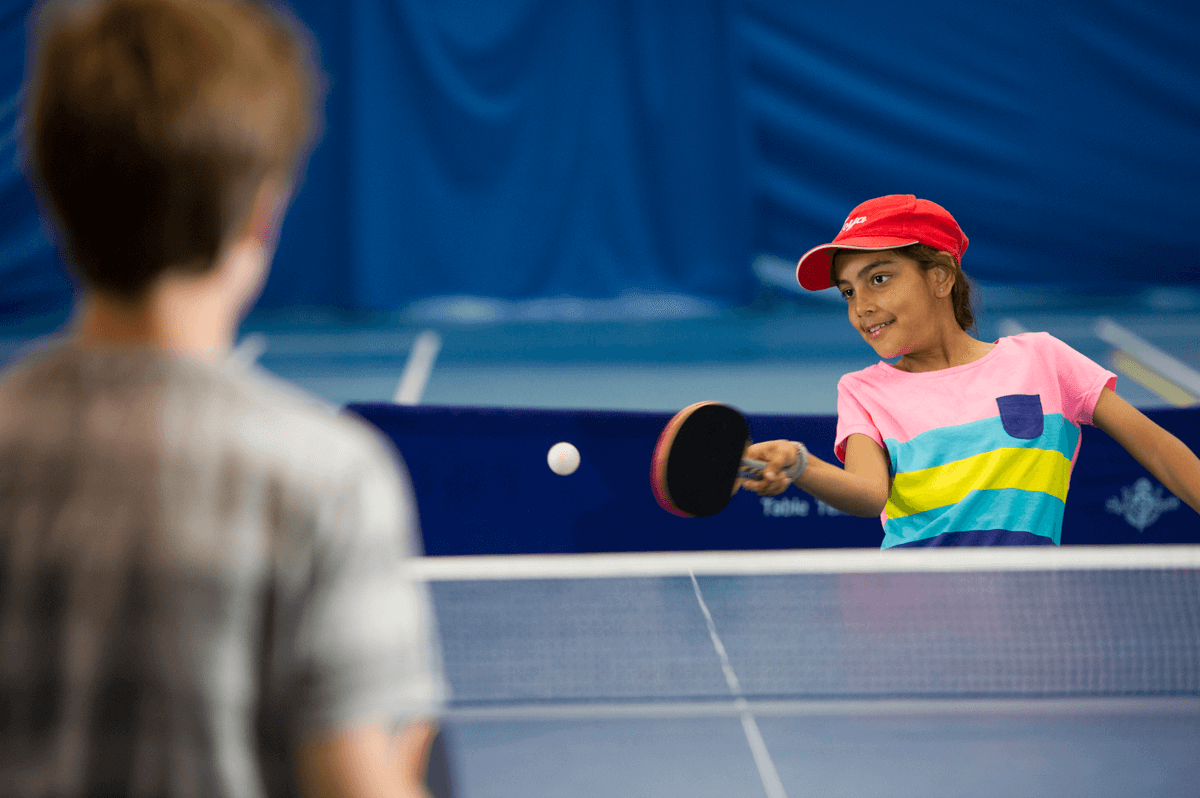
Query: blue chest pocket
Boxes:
[{"xmin": 996, "ymin": 394, "xmax": 1044, "ymax": 439}]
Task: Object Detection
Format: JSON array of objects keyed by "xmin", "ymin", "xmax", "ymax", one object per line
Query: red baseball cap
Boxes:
[{"xmin": 795, "ymin": 195, "xmax": 969, "ymax": 291}]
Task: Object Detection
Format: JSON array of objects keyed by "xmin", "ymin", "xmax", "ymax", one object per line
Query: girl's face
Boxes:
[{"xmin": 833, "ymin": 249, "xmax": 950, "ymax": 359}]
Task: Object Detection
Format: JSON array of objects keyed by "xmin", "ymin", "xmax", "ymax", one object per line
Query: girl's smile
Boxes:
[{"xmin": 866, "ymin": 319, "xmax": 894, "ymax": 339}]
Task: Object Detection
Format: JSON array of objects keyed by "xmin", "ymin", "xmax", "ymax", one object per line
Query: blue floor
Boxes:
[
  {"xmin": 238, "ymin": 289, "xmax": 1199, "ymax": 414},
  {"xmin": 3, "ymin": 282, "xmax": 1197, "ymax": 414}
]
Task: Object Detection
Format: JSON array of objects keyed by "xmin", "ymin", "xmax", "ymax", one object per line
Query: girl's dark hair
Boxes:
[{"xmin": 830, "ymin": 243, "xmax": 978, "ymax": 335}]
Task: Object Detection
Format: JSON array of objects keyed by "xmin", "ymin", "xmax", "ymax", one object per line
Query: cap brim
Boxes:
[{"xmin": 795, "ymin": 236, "xmax": 920, "ymax": 291}]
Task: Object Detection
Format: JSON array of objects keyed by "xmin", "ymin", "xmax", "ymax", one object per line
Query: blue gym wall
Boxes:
[{"xmin": 2, "ymin": 0, "xmax": 1198, "ymax": 319}]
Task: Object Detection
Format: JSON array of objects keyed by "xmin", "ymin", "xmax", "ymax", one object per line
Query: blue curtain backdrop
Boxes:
[
  {"xmin": 1, "ymin": 0, "xmax": 1197, "ymax": 317},
  {"xmin": 738, "ymin": 0, "xmax": 1200, "ymax": 287},
  {"xmin": 321, "ymin": 0, "xmax": 753, "ymax": 307},
  {"xmin": 0, "ymin": 1, "xmax": 74, "ymax": 319}
]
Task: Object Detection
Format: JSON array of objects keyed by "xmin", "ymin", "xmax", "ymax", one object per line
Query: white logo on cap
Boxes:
[{"xmin": 842, "ymin": 216, "xmax": 867, "ymax": 232}]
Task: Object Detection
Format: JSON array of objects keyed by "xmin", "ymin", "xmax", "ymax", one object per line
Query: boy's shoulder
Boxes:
[
  {"xmin": 0, "ymin": 341, "xmax": 395, "ymax": 478},
  {"xmin": 182, "ymin": 354, "xmax": 398, "ymax": 475}
]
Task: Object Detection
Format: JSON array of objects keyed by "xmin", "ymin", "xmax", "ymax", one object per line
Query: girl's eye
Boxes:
[
  {"xmin": 871, "ymin": 273, "xmax": 890, "ymax": 285},
  {"xmin": 841, "ymin": 289, "xmax": 853, "ymax": 300}
]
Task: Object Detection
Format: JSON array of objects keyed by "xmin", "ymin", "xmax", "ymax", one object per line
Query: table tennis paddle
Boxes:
[{"xmin": 652, "ymin": 401, "xmax": 765, "ymax": 517}]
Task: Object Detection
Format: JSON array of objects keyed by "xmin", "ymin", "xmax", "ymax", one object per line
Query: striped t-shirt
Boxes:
[
  {"xmin": 835, "ymin": 333, "xmax": 1117, "ymax": 548},
  {"xmin": 0, "ymin": 342, "xmax": 445, "ymax": 798}
]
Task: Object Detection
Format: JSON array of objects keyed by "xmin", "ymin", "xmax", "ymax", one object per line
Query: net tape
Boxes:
[{"xmin": 409, "ymin": 547, "xmax": 1200, "ymax": 706}]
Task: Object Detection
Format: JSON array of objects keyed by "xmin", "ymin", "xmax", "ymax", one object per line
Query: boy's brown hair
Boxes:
[{"xmin": 25, "ymin": 0, "xmax": 322, "ymax": 299}]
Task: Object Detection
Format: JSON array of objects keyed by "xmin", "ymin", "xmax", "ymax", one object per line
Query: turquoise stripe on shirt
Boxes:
[{"xmin": 884, "ymin": 413, "xmax": 1079, "ymax": 476}]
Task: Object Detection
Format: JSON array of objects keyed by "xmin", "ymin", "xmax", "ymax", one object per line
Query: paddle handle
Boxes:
[{"xmin": 738, "ymin": 457, "xmax": 767, "ymax": 479}]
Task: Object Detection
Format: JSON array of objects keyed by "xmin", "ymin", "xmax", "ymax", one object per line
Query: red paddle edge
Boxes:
[{"xmin": 651, "ymin": 400, "xmax": 717, "ymax": 518}]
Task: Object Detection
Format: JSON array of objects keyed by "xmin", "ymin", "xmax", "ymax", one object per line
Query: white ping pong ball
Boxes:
[{"xmin": 547, "ymin": 442, "xmax": 581, "ymax": 476}]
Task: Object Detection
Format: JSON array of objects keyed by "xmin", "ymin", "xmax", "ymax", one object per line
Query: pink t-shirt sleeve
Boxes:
[
  {"xmin": 1040, "ymin": 334, "xmax": 1117, "ymax": 425},
  {"xmin": 834, "ymin": 374, "xmax": 885, "ymax": 463}
]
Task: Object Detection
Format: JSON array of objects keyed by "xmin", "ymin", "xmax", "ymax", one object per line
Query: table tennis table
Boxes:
[{"xmin": 413, "ymin": 547, "xmax": 1200, "ymax": 798}]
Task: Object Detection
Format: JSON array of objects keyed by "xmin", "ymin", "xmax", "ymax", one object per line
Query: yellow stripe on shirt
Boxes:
[{"xmin": 885, "ymin": 447, "xmax": 1072, "ymax": 520}]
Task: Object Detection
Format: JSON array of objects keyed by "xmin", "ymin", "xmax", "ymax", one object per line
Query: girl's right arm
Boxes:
[{"xmin": 743, "ymin": 434, "xmax": 890, "ymax": 518}]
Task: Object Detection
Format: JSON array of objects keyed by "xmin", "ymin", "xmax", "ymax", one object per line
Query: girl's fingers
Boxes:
[{"xmin": 741, "ymin": 473, "xmax": 790, "ymax": 496}]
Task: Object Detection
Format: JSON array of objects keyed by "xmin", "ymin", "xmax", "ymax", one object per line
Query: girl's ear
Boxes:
[{"xmin": 929, "ymin": 264, "xmax": 955, "ymax": 297}]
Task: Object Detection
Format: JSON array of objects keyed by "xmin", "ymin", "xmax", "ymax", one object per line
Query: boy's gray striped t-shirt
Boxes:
[{"xmin": 0, "ymin": 342, "xmax": 443, "ymax": 798}]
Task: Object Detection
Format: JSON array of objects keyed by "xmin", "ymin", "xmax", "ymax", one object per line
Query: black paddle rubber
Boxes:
[{"xmin": 661, "ymin": 403, "xmax": 750, "ymax": 517}]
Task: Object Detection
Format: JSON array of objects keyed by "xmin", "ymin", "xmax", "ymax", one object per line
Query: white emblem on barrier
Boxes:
[{"xmin": 1105, "ymin": 478, "xmax": 1180, "ymax": 532}]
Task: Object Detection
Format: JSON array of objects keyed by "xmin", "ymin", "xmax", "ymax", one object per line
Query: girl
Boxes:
[{"xmin": 743, "ymin": 194, "xmax": 1200, "ymax": 547}]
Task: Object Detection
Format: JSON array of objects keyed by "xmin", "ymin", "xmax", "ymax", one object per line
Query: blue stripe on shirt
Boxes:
[{"xmin": 882, "ymin": 488, "xmax": 1065, "ymax": 548}]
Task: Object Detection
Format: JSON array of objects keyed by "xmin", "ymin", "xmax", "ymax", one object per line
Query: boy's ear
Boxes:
[{"xmin": 245, "ymin": 177, "xmax": 291, "ymax": 249}]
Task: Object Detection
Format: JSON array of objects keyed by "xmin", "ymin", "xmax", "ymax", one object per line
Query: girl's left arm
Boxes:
[{"xmin": 1091, "ymin": 387, "xmax": 1200, "ymax": 514}]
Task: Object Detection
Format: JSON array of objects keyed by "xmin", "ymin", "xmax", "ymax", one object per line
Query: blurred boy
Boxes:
[{"xmin": 2, "ymin": 1, "xmax": 444, "ymax": 796}]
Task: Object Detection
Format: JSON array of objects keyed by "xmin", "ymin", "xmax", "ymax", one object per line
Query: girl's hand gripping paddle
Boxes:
[{"xmin": 651, "ymin": 401, "xmax": 765, "ymax": 517}]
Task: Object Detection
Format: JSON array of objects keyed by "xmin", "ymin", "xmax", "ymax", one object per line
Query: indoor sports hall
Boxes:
[{"xmin": 1, "ymin": 1, "xmax": 1198, "ymax": 796}]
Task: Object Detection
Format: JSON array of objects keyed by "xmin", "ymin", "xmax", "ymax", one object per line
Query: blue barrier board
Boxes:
[{"xmin": 348, "ymin": 404, "xmax": 1200, "ymax": 554}]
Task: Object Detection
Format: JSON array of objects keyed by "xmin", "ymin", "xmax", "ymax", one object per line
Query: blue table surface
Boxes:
[
  {"xmin": 441, "ymin": 701, "xmax": 1200, "ymax": 798},
  {"xmin": 428, "ymin": 570, "xmax": 1200, "ymax": 797}
]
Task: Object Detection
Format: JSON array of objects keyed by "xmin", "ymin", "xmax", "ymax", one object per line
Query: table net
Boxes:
[{"xmin": 407, "ymin": 547, "xmax": 1200, "ymax": 710}]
